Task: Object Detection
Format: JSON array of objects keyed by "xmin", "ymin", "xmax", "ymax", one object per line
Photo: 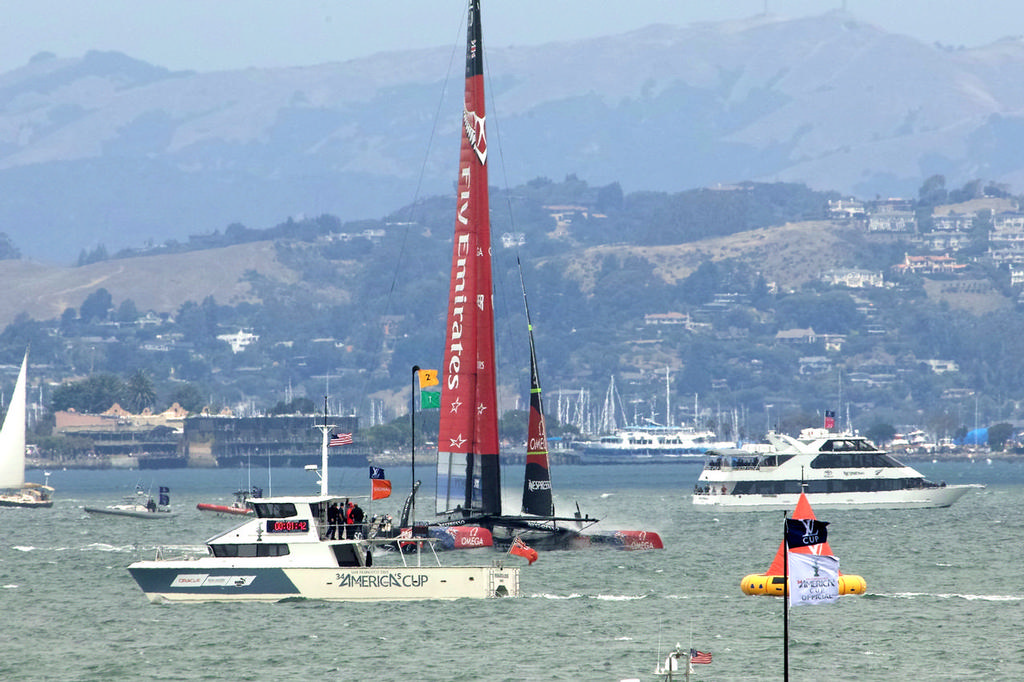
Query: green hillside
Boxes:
[{"xmin": 0, "ymin": 177, "xmax": 1019, "ymax": 444}]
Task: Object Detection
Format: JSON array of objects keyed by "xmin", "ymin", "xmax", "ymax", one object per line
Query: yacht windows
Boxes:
[
  {"xmin": 210, "ymin": 543, "xmax": 290, "ymax": 558},
  {"xmin": 731, "ymin": 477, "xmax": 922, "ymax": 495},
  {"xmin": 251, "ymin": 502, "xmax": 298, "ymax": 519},
  {"xmin": 818, "ymin": 438, "xmax": 880, "ymax": 452},
  {"xmin": 759, "ymin": 454, "xmax": 794, "ymax": 467},
  {"xmin": 809, "ymin": 452, "xmax": 901, "ymax": 468}
]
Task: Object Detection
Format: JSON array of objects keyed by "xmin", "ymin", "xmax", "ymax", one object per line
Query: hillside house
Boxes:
[
  {"xmin": 821, "ymin": 268, "xmax": 884, "ymax": 288},
  {"xmin": 644, "ymin": 312, "xmax": 688, "ymax": 325},
  {"xmin": 775, "ymin": 328, "xmax": 817, "ymax": 344},
  {"xmin": 501, "ymin": 232, "xmax": 526, "ymax": 247},
  {"xmin": 924, "ymin": 359, "xmax": 959, "ymax": 374},
  {"xmin": 931, "ymin": 211, "xmax": 975, "ymax": 231},
  {"xmin": 799, "ymin": 356, "xmax": 832, "ymax": 375},
  {"xmin": 827, "ymin": 199, "xmax": 865, "ymax": 219},
  {"xmin": 216, "ymin": 329, "xmax": 259, "ymax": 353},
  {"xmin": 868, "ymin": 210, "xmax": 916, "ymax": 233},
  {"xmin": 918, "ymin": 231, "xmax": 971, "ymax": 252},
  {"xmin": 988, "ymin": 211, "xmax": 1024, "ymax": 265},
  {"xmin": 891, "ymin": 253, "xmax": 965, "ymax": 275},
  {"xmin": 820, "ymin": 334, "xmax": 846, "ymax": 352}
]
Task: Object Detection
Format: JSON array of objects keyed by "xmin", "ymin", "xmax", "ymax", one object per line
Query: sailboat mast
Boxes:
[{"xmin": 436, "ymin": 0, "xmax": 501, "ymax": 517}]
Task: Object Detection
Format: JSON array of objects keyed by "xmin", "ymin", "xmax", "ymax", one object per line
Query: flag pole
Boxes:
[
  {"xmin": 411, "ymin": 365, "xmax": 419, "ymax": 526},
  {"xmin": 685, "ymin": 621, "xmax": 693, "ymax": 682},
  {"xmin": 783, "ymin": 509, "xmax": 790, "ymax": 682}
]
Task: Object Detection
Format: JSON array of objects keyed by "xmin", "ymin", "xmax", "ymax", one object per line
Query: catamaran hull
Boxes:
[
  {"xmin": 196, "ymin": 503, "xmax": 252, "ymax": 516},
  {"xmin": 692, "ymin": 484, "xmax": 982, "ymax": 511},
  {"xmin": 489, "ymin": 527, "xmax": 664, "ymax": 551},
  {"xmin": 127, "ymin": 562, "xmax": 519, "ymax": 603},
  {"xmin": 0, "ymin": 495, "xmax": 53, "ymax": 508},
  {"xmin": 84, "ymin": 507, "xmax": 179, "ymax": 519}
]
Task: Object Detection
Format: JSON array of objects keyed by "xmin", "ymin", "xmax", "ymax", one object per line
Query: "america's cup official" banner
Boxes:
[{"xmin": 788, "ymin": 552, "xmax": 840, "ymax": 607}]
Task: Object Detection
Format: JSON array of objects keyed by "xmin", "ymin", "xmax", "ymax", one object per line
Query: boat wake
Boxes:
[
  {"xmin": 529, "ymin": 592, "xmax": 647, "ymax": 601},
  {"xmin": 889, "ymin": 591, "xmax": 1022, "ymax": 602}
]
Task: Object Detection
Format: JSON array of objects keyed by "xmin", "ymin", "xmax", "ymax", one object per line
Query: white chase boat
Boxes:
[
  {"xmin": 0, "ymin": 351, "xmax": 54, "ymax": 509},
  {"xmin": 692, "ymin": 428, "xmax": 983, "ymax": 512},
  {"xmin": 127, "ymin": 419, "xmax": 520, "ymax": 603},
  {"xmin": 85, "ymin": 486, "xmax": 178, "ymax": 519}
]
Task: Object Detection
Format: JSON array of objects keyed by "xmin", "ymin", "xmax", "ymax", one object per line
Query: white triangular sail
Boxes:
[{"xmin": 0, "ymin": 352, "xmax": 28, "ymax": 489}]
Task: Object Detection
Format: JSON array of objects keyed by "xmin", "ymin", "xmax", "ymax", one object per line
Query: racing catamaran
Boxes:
[{"xmin": 432, "ymin": 0, "xmax": 662, "ymax": 551}]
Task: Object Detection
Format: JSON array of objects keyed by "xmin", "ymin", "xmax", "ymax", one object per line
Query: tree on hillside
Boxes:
[
  {"xmin": 77, "ymin": 244, "xmax": 109, "ymax": 266},
  {"xmin": 0, "ymin": 313, "xmax": 62, "ymax": 362},
  {"xmin": 124, "ymin": 369, "xmax": 156, "ymax": 413},
  {"xmin": 169, "ymin": 383, "xmax": 205, "ymax": 413},
  {"xmin": 116, "ymin": 299, "xmax": 139, "ymax": 323},
  {"xmin": 987, "ymin": 422, "xmax": 1014, "ymax": 451},
  {"xmin": 79, "ymin": 288, "xmax": 113, "ymax": 323},
  {"xmin": 51, "ymin": 374, "xmax": 126, "ymax": 413},
  {"xmin": 866, "ymin": 422, "xmax": 897, "ymax": 446},
  {"xmin": 918, "ymin": 174, "xmax": 947, "ymax": 206}
]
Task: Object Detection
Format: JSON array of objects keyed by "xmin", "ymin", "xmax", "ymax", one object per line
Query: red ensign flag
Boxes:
[{"xmin": 509, "ymin": 536, "xmax": 538, "ymax": 564}]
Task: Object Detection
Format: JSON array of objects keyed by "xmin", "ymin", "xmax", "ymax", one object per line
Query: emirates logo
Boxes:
[{"xmin": 464, "ymin": 109, "xmax": 487, "ymax": 164}]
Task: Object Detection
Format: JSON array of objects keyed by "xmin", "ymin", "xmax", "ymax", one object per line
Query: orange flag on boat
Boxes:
[
  {"xmin": 418, "ymin": 369, "xmax": 439, "ymax": 388},
  {"xmin": 371, "ymin": 479, "xmax": 392, "ymax": 500},
  {"xmin": 509, "ymin": 536, "xmax": 538, "ymax": 564}
]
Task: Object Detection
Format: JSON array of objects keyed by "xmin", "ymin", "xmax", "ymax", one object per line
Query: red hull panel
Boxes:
[{"xmin": 196, "ymin": 503, "xmax": 252, "ymax": 516}]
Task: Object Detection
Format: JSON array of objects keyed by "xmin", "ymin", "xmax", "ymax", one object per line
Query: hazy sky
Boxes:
[{"xmin": 2, "ymin": 1, "xmax": 1022, "ymax": 75}]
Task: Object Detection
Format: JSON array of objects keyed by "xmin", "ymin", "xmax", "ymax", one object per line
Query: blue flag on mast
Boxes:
[
  {"xmin": 369, "ymin": 466, "xmax": 385, "ymax": 480},
  {"xmin": 786, "ymin": 518, "xmax": 828, "ymax": 547}
]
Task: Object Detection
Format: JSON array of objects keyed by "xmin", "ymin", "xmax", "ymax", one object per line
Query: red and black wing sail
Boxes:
[{"xmin": 436, "ymin": 0, "xmax": 501, "ymax": 517}]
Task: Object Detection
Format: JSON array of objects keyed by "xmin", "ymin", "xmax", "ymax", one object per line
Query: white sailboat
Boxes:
[{"xmin": 0, "ymin": 350, "xmax": 53, "ymax": 509}]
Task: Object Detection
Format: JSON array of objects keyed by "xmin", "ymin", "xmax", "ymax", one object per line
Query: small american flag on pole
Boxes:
[
  {"xmin": 689, "ymin": 649, "xmax": 712, "ymax": 665},
  {"xmin": 329, "ymin": 432, "xmax": 353, "ymax": 447}
]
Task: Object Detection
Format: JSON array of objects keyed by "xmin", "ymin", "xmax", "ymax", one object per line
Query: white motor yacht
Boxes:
[{"xmin": 692, "ymin": 428, "xmax": 983, "ymax": 511}]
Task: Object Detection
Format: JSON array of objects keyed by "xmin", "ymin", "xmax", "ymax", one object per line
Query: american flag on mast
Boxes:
[
  {"xmin": 329, "ymin": 432, "xmax": 353, "ymax": 447},
  {"xmin": 689, "ymin": 649, "xmax": 712, "ymax": 665},
  {"xmin": 824, "ymin": 410, "xmax": 836, "ymax": 429}
]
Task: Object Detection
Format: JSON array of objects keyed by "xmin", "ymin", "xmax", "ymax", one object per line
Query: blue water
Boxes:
[{"xmin": 2, "ymin": 459, "xmax": 1021, "ymax": 681}]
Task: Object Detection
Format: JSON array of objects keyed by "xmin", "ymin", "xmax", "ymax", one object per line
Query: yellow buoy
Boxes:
[{"xmin": 740, "ymin": 573, "xmax": 866, "ymax": 596}]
